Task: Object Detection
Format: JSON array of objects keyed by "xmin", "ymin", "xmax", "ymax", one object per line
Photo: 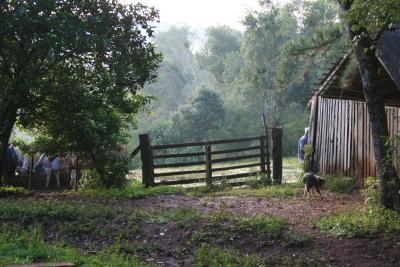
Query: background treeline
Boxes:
[{"xmin": 129, "ymin": 0, "xmax": 348, "ymax": 162}]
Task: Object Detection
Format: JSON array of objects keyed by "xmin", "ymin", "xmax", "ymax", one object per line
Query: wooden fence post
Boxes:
[
  {"xmin": 139, "ymin": 134, "xmax": 155, "ymax": 187},
  {"xmin": 309, "ymin": 96, "xmax": 319, "ymax": 172},
  {"xmin": 265, "ymin": 131, "xmax": 271, "ymax": 180},
  {"xmin": 204, "ymin": 143, "xmax": 212, "ymax": 186},
  {"xmin": 272, "ymin": 128, "xmax": 283, "ymax": 184},
  {"xmin": 259, "ymin": 136, "xmax": 266, "ymax": 173}
]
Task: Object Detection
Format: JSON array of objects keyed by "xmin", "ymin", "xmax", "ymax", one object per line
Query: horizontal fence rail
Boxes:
[{"xmin": 138, "ymin": 132, "xmax": 282, "ymax": 187}]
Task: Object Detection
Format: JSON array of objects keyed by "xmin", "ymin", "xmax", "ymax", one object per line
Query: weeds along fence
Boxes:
[{"xmin": 136, "ymin": 131, "xmax": 282, "ymax": 187}]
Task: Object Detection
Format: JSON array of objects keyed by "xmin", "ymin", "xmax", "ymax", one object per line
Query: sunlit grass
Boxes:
[
  {"xmin": 81, "ymin": 180, "xmax": 185, "ymax": 199},
  {"xmin": 192, "ymin": 181, "xmax": 304, "ymax": 198},
  {"xmin": 0, "ymin": 186, "xmax": 31, "ymax": 197},
  {"xmin": 315, "ymin": 205, "xmax": 400, "ymax": 238}
]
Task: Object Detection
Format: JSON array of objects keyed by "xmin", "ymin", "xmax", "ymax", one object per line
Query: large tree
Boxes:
[
  {"xmin": 0, "ymin": 0, "xmax": 161, "ymax": 180},
  {"xmin": 337, "ymin": 0, "xmax": 400, "ymax": 210}
]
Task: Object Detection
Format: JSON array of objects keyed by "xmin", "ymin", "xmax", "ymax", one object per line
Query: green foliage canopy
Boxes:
[{"xmin": 0, "ymin": 0, "xmax": 162, "ymax": 185}]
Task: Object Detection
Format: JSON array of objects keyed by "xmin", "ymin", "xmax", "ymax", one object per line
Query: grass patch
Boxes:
[
  {"xmin": 0, "ymin": 200, "xmax": 117, "ymax": 222},
  {"xmin": 0, "ymin": 229, "xmax": 152, "ymax": 266},
  {"xmin": 0, "ymin": 186, "xmax": 32, "ymax": 197},
  {"xmin": 141, "ymin": 207, "xmax": 200, "ymax": 225},
  {"xmin": 192, "ymin": 181, "xmax": 303, "ymax": 198},
  {"xmin": 82, "ymin": 182, "xmax": 184, "ymax": 199},
  {"xmin": 315, "ymin": 205, "xmax": 400, "ymax": 238},
  {"xmin": 0, "ymin": 199, "xmax": 199, "ymax": 226},
  {"xmin": 282, "ymin": 231, "xmax": 311, "ymax": 247},
  {"xmin": 209, "ymin": 210, "xmax": 288, "ymax": 237},
  {"xmin": 324, "ymin": 175, "xmax": 358, "ymax": 194},
  {"xmin": 0, "ymin": 199, "xmax": 201, "ymax": 246},
  {"xmin": 192, "ymin": 244, "xmax": 263, "ymax": 267}
]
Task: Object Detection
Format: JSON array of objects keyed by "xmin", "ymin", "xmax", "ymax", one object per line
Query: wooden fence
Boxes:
[
  {"xmin": 137, "ymin": 131, "xmax": 283, "ymax": 187},
  {"xmin": 309, "ymin": 96, "xmax": 400, "ymax": 183}
]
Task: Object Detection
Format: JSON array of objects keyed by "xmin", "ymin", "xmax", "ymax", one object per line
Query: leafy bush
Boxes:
[
  {"xmin": 192, "ymin": 244, "xmax": 263, "ymax": 267},
  {"xmin": 80, "ymin": 169, "xmax": 103, "ymax": 189},
  {"xmin": 302, "ymin": 144, "xmax": 313, "ymax": 172},
  {"xmin": 362, "ymin": 176, "xmax": 380, "ymax": 205}
]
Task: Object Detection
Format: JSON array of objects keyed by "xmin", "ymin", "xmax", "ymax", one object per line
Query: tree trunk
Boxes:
[
  {"xmin": 0, "ymin": 104, "xmax": 18, "ymax": 183},
  {"xmin": 337, "ymin": 1, "xmax": 400, "ymax": 210},
  {"xmin": 90, "ymin": 150, "xmax": 106, "ymax": 186},
  {"xmin": 354, "ymin": 35, "xmax": 400, "ymax": 210}
]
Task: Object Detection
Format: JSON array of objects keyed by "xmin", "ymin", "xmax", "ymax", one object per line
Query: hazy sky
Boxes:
[{"xmin": 125, "ymin": 0, "xmax": 261, "ymax": 31}]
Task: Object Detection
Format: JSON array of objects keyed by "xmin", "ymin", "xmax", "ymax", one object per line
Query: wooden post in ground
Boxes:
[
  {"xmin": 204, "ymin": 143, "xmax": 212, "ymax": 186},
  {"xmin": 139, "ymin": 134, "xmax": 155, "ymax": 187},
  {"xmin": 309, "ymin": 96, "xmax": 319, "ymax": 172},
  {"xmin": 259, "ymin": 136, "xmax": 266, "ymax": 174},
  {"xmin": 272, "ymin": 128, "xmax": 283, "ymax": 184}
]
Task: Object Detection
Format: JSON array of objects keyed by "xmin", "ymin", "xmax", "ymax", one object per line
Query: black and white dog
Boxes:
[{"xmin": 302, "ymin": 172, "xmax": 325, "ymax": 200}]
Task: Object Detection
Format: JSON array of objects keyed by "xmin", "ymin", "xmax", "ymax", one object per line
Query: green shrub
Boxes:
[
  {"xmin": 192, "ymin": 244, "xmax": 263, "ymax": 267},
  {"xmin": 80, "ymin": 169, "xmax": 103, "ymax": 189},
  {"xmin": 302, "ymin": 144, "xmax": 313, "ymax": 172},
  {"xmin": 81, "ymin": 155, "xmax": 130, "ymax": 189},
  {"xmin": 362, "ymin": 176, "xmax": 380, "ymax": 205}
]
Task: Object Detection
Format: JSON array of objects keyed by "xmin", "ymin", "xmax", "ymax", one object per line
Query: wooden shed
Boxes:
[{"xmin": 308, "ymin": 26, "xmax": 400, "ymax": 184}]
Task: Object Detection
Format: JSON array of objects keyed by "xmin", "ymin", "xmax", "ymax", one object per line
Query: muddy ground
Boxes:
[{"xmin": 21, "ymin": 190, "xmax": 399, "ymax": 267}]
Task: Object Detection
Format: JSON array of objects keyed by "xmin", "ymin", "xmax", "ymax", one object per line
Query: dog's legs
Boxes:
[
  {"xmin": 310, "ymin": 187, "xmax": 317, "ymax": 200},
  {"xmin": 303, "ymin": 185, "xmax": 307, "ymax": 199},
  {"xmin": 316, "ymin": 187, "xmax": 323, "ymax": 200},
  {"xmin": 306, "ymin": 188, "xmax": 310, "ymax": 200}
]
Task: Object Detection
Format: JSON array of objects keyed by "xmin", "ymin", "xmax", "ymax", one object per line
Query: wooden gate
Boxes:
[{"xmin": 137, "ymin": 131, "xmax": 283, "ymax": 187}]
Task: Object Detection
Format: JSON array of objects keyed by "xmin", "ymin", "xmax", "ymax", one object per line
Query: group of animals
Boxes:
[{"xmin": 2, "ymin": 144, "xmax": 78, "ymax": 188}]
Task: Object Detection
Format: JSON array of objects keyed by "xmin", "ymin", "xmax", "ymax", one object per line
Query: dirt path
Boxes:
[{"xmin": 31, "ymin": 191, "xmax": 400, "ymax": 266}]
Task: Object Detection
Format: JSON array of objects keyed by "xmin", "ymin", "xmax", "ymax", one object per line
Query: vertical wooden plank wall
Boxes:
[{"xmin": 311, "ymin": 96, "xmax": 400, "ymax": 181}]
